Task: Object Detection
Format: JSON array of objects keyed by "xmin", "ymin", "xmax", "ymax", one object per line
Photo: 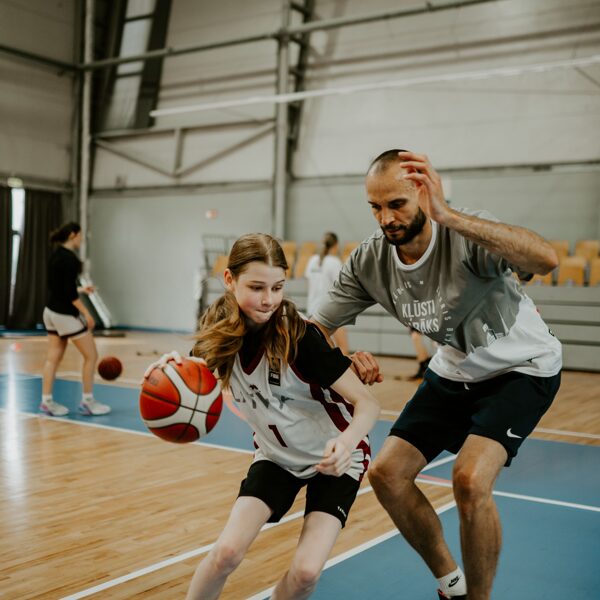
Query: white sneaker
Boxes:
[
  {"xmin": 40, "ymin": 399, "xmax": 69, "ymax": 417},
  {"xmin": 79, "ymin": 398, "xmax": 111, "ymax": 416}
]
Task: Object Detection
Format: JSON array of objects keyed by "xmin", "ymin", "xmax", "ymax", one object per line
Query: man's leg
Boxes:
[
  {"xmin": 452, "ymin": 434, "xmax": 507, "ymax": 600},
  {"xmin": 369, "ymin": 436, "xmax": 458, "ymax": 577}
]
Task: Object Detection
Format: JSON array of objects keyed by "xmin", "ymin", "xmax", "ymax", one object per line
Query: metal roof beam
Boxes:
[{"xmin": 80, "ymin": 0, "xmax": 498, "ymax": 71}]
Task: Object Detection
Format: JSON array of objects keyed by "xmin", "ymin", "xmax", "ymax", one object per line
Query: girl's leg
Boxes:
[
  {"xmin": 186, "ymin": 496, "xmax": 272, "ymax": 600},
  {"xmin": 72, "ymin": 332, "xmax": 110, "ymax": 414},
  {"xmin": 71, "ymin": 331, "xmax": 98, "ymax": 395},
  {"xmin": 41, "ymin": 335, "xmax": 69, "ymax": 415},
  {"xmin": 42, "ymin": 335, "xmax": 68, "ymax": 395},
  {"xmin": 271, "ymin": 511, "xmax": 342, "ymax": 600}
]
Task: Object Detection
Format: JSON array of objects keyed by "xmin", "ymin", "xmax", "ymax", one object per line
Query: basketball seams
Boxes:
[
  {"xmin": 140, "ymin": 388, "xmax": 181, "ymax": 409},
  {"xmin": 163, "ymin": 364, "xmax": 203, "ymax": 410},
  {"xmin": 140, "ymin": 359, "xmax": 223, "ymax": 443}
]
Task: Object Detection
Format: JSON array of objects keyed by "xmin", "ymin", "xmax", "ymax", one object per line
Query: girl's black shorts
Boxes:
[{"xmin": 238, "ymin": 459, "xmax": 360, "ymax": 527}]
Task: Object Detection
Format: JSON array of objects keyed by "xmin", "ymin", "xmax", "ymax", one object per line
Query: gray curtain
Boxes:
[
  {"xmin": 0, "ymin": 187, "xmax": 11, "ymax": 326},
  {"xmin": 9, "ymin": 190, "xmax": 62, "ymax": 329}
]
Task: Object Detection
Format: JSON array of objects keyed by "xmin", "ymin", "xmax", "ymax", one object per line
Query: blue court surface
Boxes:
[
  {"xmin": 0, "ymin": 373, "xmax": 392, "ymax": 455},
  {"xmin": 2, "ymin": 374, "xmax": 600, "ymax": 600}
]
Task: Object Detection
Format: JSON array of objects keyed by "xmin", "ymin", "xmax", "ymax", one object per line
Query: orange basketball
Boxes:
[
  {"xmin": 98, "ymin": 356, "xmax": 122, "ymax": 380},
  {"xmin": 139, "ymin": 359, "xmax": 222, "ymax": 443}
]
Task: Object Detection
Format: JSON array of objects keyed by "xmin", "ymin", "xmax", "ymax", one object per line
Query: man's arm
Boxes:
[
  {"xmin": 399, "ymin": 151, "xmax": 559, "ymax": 275},
  {"xmin": 441, "ymin": 211, "xmax": 558, "ymax": 275}
]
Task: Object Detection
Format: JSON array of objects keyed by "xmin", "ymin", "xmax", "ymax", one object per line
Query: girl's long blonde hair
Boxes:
[{"xmin": 192, "ymin": 233, "xmax": 306, "ymax": 389}]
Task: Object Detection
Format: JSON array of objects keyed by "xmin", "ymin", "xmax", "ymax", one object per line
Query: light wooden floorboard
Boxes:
[{"xmin": 0, "ymin": 332, "xmax": 598, "ymax": 599}]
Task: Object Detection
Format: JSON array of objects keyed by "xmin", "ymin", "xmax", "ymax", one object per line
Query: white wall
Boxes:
[
  {"xmin": 92, "ymin": 0, "xmax": 600, "ymax": 189},
  {"xmin": 88, "ymin": 184, "xmax": 271, "ymax": 330},
  {"xmin": 85, "ymin": 0, "xmax": 600, "ymax": 328},
  {"xmin": 287, "ymin": 169, "xmax": 600, "ymax": 248},
  {"xmin": 92, "ymin": 0, "xmax": 282, "ymax": 189},
  {"xmin": 0, "ymin": 0, "xmax": 76, "ymax": 184},
  {"xmin": 295, "ymin": 0, "xmax": 600, "ymax": 174}
]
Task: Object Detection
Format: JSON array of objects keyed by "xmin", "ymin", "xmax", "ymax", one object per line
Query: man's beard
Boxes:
[{"xmin": 381, "ymin": 208, "xmax": 427, "ymax": 246}]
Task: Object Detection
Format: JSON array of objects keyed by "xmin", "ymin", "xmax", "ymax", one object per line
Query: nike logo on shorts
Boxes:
[{"xmin": 506, "ymin": 428, "xmax": 522, "ymax": 439}]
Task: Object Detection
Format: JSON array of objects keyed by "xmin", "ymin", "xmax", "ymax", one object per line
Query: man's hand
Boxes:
[
  {"xmin": 315, "ymin": 437, "xmax": 351, "ymax": 477},
  {"xmin": 398, "ymin": 151, "xmax": 452, "ymax": 226},
  {"xmin": 350, "ymin": 351, "xmax": 383, "ymax": 385}
]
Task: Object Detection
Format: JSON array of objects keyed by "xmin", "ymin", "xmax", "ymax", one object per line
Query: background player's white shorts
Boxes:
[{"xmin": 43, "ymin": 307, "xmax": 88, "ymax": 339}]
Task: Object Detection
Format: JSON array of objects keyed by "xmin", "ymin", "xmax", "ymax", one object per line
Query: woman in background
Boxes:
[
  {"xmin": 305, "ymin": 232, "xmax": 349, "ymax": 354},
  {"xmin": 40, "ymin": 222, "xmax": 110, "ymax": 416}
]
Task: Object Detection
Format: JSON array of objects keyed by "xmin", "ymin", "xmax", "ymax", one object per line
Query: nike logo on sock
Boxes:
[
  {"xmin": 448, "ymin": 576, "xmax": 460, "ymax": 587},
  {"xmin": 506, "ymin": 428, "xmax": 522, "ymax": 439}
]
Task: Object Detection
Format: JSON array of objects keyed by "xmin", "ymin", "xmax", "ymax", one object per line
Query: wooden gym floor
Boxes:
[{"xmin": 0, "ymin": 331, "xmax": 599, "ymax": 599}]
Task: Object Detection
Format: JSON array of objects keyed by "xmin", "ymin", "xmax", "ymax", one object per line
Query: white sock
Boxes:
[
  {"xmin": 82, "ymin": 393, "xmax": 93, "ymax": 402},
  {"xmin": 438, "ymin": 567, "xmax": 467, "ymax": 596},
  {"xmin": 42, "ymin": 394, "xmax": 52, "ymax": 404}
]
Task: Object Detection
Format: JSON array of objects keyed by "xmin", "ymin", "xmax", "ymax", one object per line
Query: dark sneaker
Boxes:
[
  {"xmin": 408, "ymin": 357, "xmax": 430, "ymax": 381},
  {"xmin": 437, "ymin": 590, "xmax": 467, "ymax": 599}
]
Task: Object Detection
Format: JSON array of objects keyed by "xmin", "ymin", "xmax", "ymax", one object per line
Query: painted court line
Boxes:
[
  {"xmin": 9, "ymin": 408, "xmax": 255, "ymax": 455},
  {"xmin": 245, "ymin": 500, "xmax": 459, "ymax": 600},
  {"xmin": 248, "ymin": 474, "xmax": 600, "ymax": 600},
  {"xmin": 380, "ymin": 409, "xmax": 600, "ymax": 441},
  {"xmin": 11, "ymin": 374, "xmax": 600, "ymax": 442},
  {"xmin": 534, "ymin": 427, "xmax": 600, "ymax": 440},
  {"xmin": 59, "ymin": 456, "xmax": 456, "ymax": 599},
  {"xmin": 57, "ymin": 370, "xmax": 142, "ymax": 386},
  {"xmin": 416, "ymin": 474, "xmax": 600, "ymax": 513},
  {"xmin": 0, "ymin": 407, "xmax": 38, "ymax": 421}
]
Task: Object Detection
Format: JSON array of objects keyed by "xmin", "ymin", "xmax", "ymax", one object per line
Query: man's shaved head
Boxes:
[{"xmin": 367, "ymin": 148, "xmax": 409, "ymax": 176}]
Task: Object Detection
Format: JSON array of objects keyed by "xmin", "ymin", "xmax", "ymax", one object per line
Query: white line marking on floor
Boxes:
[
  {"xmin": 381, "ymin": 410, "xmax": 600, "ymax": 440},
  {"xmin": 416, "ymin": 476, "xmax": 600, "ymax": 513},
  {"xmin": 533, "ymin": 427, "xmax": 600, "ymax": 440},
  {"xmin": 57, "ymin": 371, "xmax": 141, "ymax": 386},
  {"xmin": 12, "ymin": 408, "xmax": 255, "ymax": 454},
  {"xmin": 245, "ymin": 500, "xmax": 459, "ymax": 600},
  {"xmin": 13, "ymin": 373, "xmax": 600, "ymax": 442},
  {"xmin": 58, "ymin": 456, "xmax": 457, "ymax": 598}
]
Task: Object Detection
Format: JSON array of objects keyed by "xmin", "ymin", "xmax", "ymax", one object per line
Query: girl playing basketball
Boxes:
[
  {"xmin": 41, "ymin": 222, "xmax": 110, "ymax": 416},
  {"xmin": 146, "ymin": 233, "xmax": 380, "ymax": 600}
]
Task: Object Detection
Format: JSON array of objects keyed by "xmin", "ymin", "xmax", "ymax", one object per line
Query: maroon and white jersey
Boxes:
[{"xmin": 228, "ymin": 323, "xmax": 371, "ymax": 481}]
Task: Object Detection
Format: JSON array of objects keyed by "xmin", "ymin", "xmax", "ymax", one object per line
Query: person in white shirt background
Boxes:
[{"xmin": 304, "ymin": 232, "xmax": 349, "ymax": 355}]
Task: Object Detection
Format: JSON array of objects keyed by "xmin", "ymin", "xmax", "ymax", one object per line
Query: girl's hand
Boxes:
[
  {"xmin": 84, "ymin": 313, "xmax": 95, "ymax": 330},
  {"xmin": 143, "ymin": 350, "xmax": 183, "ymax": 379},
  {"xmin": 142, "ymin": 351, "xmax": 206, "ymax": 379},
  {"xmin": 315, "ymin": 437, "xmax": 351, "ymax": 477},
  {"xmin": 79, "ymin": 285, "xmax": 96, "ymax": 294}
]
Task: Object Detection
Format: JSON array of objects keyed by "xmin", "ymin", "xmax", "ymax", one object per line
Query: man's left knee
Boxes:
[{"xmin": 452, "ymin": 465, "xmax": 493, "ymax": 514}]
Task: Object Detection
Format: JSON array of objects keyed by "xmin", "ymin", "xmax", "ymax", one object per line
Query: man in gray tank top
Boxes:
[{"xmin": 312, "ymin": 149, "xmax": 562, "ymax": 600}]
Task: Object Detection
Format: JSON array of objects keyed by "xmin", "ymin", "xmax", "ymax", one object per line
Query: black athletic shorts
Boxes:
[
  {"xmin": 238, "ymin": 460, "xmax": 360, "ymax": 527},
  {"xmin": 390, "ymin": 369, "xmax": 561, "ymax": 466}
]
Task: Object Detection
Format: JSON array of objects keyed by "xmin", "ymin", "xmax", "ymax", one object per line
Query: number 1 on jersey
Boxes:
[{"xmin": 268, "ymin": 424, "xmax": 288, "ymax": 447}]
